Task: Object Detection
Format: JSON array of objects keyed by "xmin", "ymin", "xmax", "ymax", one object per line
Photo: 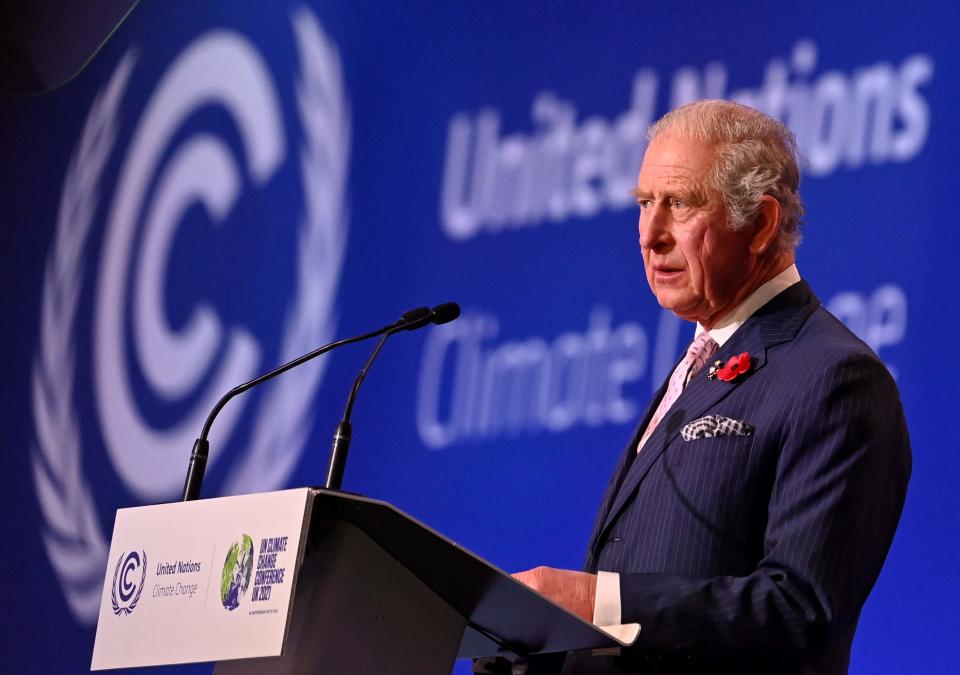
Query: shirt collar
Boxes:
[{"xmin": 695, "ymin": 263, "xmax": 801, "ymax": 347}]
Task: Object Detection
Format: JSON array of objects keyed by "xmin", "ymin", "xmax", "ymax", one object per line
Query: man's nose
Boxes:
[{"xmin": 639, "ymin": 206, "xmax": 670, "ymax": 251}]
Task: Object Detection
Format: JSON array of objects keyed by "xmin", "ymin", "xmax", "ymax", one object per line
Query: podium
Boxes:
[{"xmin": 91, "ymin": 488, "xmax": 636, "ymax": 674}]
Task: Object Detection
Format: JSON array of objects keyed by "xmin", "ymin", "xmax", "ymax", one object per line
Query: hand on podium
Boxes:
[{"xmin": 512, "ymin": 567, "xmax": 597, "ymax": 623}]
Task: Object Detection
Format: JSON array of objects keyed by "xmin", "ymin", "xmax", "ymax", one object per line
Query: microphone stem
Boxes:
[
  {"xmin": 181, "ymin": 439, "xmax": 209, "ymax": 502},
  {"xmin": 179, "ymin": 303, "xmax": 450, "ymax": 502},
  {"xmin": 325, "ymin": 330, "xmax": 392, "ymax": 490},
  {"xmin": 199, "ymin": 325, "xmax": 388, "ymax": 441},
  {"xmin": 325, "ymin": 420, "xmax": 351, "ymax": 491},
  {"xmin": 182, "ymin": 324, "xmax": 390, "ymax": 502},
  {"xmin": 343, "ymin": 332, "xmax": 390, "ymax": 421}
]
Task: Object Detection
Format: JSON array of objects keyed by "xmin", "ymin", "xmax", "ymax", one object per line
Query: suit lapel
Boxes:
[
  {"xmin": 593, "ymin": 281, "xmax": 820, "ymax": 548},
  {"xmin": 585, "ymin": 375, "xmax": 673, "ymax": 557}
]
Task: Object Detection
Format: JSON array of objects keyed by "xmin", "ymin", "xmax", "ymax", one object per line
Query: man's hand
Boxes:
[{"xmin": 512, "ymin": 566, "xmax": 597, "ymax": 623}]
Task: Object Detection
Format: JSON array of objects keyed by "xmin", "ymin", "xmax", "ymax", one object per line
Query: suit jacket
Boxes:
[{"xmin": 564, "ymin": 281, "xmax": 911, "ymax": 675}]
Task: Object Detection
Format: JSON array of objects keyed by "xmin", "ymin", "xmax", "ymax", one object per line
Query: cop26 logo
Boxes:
[
  {"xmin": 30, "ymin": 6, "xmax": 350, "ymax": 625},
  {"xmin": 111, "ymin": 551, "xmax": 148, "ymax": 616},
  {"xmin": 220, "ymin": 535, "xmax": 254, "ymax": 611}
]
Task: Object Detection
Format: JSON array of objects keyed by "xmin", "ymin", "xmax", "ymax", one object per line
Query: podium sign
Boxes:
[{"xmin": 91, "ymin": 489, "xmax": 312, "ymax": 670}]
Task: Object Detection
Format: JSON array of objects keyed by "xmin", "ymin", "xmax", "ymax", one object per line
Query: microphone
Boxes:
[
  {"xmin": 324, "ymin": 302, "xmax": 460, "ymax": 491},
  {"xmin": 181, "ymin": 304, "xmax": 438, "ymax": 501},
  {"xmin": 429, "ymin": 301, "xmax": 461, "ymax": 324},
  {"xmin": 388, "ymin": 302, "xmax": 459, "ymax": 332}
]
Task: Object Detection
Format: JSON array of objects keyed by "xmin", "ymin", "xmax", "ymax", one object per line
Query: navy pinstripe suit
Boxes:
[{"xmin": 564, "ymin": 281, "xmax": 911, "ymax": 674}]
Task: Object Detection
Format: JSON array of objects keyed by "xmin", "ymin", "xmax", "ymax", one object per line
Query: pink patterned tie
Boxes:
[{"xmin": 637, "ymin": 331, "xmax": 719, "ymax": 452}]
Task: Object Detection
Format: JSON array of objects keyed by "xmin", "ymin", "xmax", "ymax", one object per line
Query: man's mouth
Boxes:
[{"xmin": 653, "ymin": 264, "xmax": 684, "ymax": 280}]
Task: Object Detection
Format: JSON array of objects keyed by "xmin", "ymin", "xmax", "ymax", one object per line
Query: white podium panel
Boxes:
[{"xmin": 91, "ymin": 489, "xmax": 312, "ymax": 670}]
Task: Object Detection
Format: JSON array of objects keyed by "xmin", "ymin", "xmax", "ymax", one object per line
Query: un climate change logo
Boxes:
[
  {"xmin": 111, "ymin": 551, "xmax": 147, "ymax": 616},
  {"xmin": 30, "ymin": 6, "xmax": 350, "ymax": 626},
  {"xmin": 220, "ymin": 535, "xmax": 254, "ymax": 611}
]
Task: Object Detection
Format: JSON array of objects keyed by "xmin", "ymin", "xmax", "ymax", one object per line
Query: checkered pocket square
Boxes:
[{"xmin": 681, "ymin": 415, "xmax": 754, "ymax": 441}]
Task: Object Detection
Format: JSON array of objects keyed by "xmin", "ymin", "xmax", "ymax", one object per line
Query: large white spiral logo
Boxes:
[
  {"xmin": 30, "ymin": 6, "xmax": 349, "ymax": 623},
  {"xmin": 94, "ymin": 31, "xmax": 283, "ymax": 498}
]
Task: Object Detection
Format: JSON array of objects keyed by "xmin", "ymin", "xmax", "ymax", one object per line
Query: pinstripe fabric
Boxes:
[{"xmin": 564, "ymin": 281, "xmax": 911, "ymax": 675}]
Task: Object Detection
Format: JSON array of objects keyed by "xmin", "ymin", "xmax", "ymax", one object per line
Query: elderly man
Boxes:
[{"xmin": 514, "ymin": 100, "xmax": 910, "ymax": 674}]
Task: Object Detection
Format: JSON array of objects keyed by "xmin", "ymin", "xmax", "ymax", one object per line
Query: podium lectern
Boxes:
[{"xmin": 92, "ymin": 489, "xmax": 635, "ymax": 674}]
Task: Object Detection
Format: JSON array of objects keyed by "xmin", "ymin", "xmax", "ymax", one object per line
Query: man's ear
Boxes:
[{"xmin": 749, "ymin": 195, "xmax": 782, "ymax": 255}]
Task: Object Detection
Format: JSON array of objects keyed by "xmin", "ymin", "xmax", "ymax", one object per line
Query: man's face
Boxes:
[{"xmin": 635, "ymin": 136, "xmax": 758, "ymax": 327}]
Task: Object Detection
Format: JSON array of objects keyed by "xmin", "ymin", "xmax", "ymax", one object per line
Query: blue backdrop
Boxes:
[{"xmin": 1, "ymin": 1, "xmax": 958, "ymax": 672}]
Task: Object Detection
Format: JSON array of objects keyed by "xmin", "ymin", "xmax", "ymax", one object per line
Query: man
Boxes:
[{"xmin": 514, "ymin": 100, "xmax": 911, "ymax": 674}]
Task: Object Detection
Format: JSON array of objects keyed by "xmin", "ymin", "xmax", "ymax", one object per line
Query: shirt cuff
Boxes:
[{"xmin": 592, "ymin": 570, "xmax": 621, "ymax": 626}]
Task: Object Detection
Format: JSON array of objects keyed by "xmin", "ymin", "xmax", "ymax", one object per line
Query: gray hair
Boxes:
[{"xmin": 648, "ymin": 99, "xmax": 804, "ymax": 251}]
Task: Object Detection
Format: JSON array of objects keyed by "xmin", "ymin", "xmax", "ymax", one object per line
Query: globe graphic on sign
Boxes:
[{"xmin": 220, "ymin": 534, "xmax": 254, "ymax": 611}]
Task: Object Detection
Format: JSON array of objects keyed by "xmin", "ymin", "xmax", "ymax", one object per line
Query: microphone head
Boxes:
[
  {"xmin": 430, "ymin": 302, "xmax": 461, "ymax": 325},
  {"xmin": 394, "ymin": 306, "xmax": 431, "ymax": 331},
  {"xmin": 399, "ymin": 306, "xmax": 431, "ymax": 324}
]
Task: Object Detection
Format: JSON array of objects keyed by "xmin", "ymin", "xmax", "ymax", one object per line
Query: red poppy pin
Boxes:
[{"xmin": 707, "ymin": 352, "xmax": 751, "ymax": 382}]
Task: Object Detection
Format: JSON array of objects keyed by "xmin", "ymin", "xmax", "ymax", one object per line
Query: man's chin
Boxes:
[{"xmin": 655, "ymin": 294, "xmax": 703, "ymax": 322}]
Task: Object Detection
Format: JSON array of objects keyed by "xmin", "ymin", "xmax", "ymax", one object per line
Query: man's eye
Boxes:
[
  {"xmin": 638, "ymin": 199, "xmax": 653, "ymax": 209},
  {"xmin": 671, "ymin": 198, "xmax": 686, "ymax": 209}
]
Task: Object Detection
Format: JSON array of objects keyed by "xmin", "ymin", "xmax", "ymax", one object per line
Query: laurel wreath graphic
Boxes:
[
  {"xmin": 110, "ymin": 551, "xmax": 147, "ymax": 616},
  {"xmin": 30, "ymin": 54, "xmax": 135, "ymax": 624},
  {"xmin": 31, "ymin": 6, "xmax": 350, "ymax": 625}
]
